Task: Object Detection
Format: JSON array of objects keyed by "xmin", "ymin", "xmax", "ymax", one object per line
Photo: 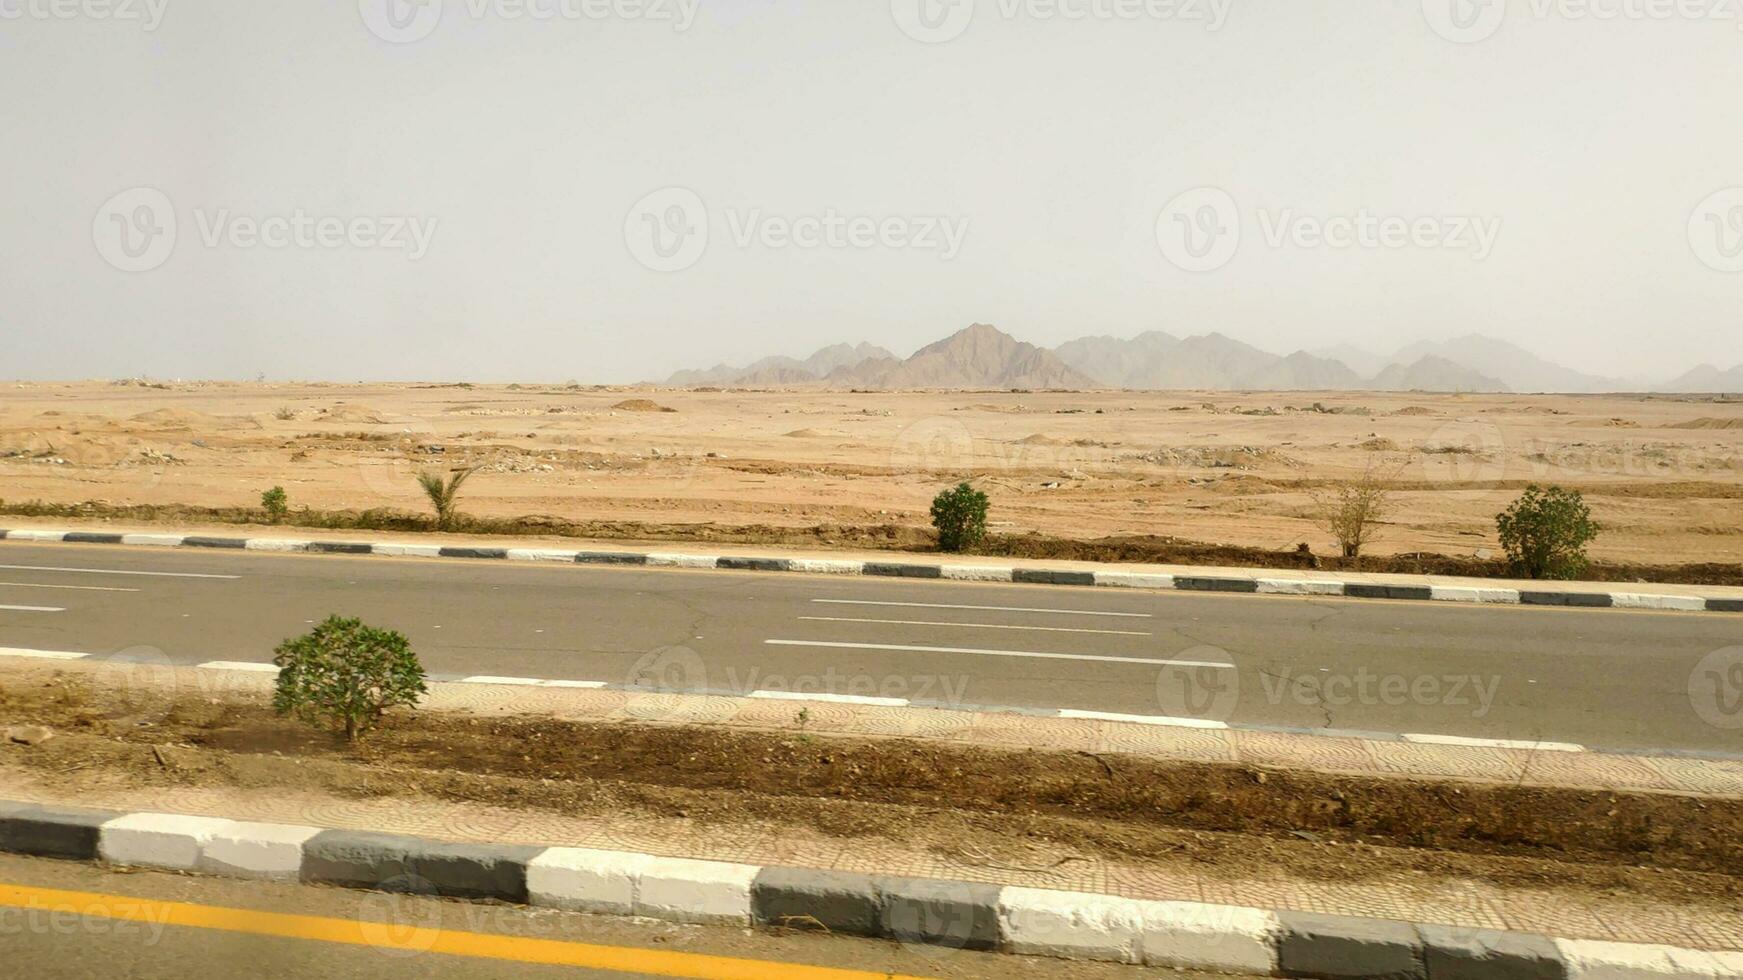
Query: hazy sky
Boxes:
[{"xmin": 4, "ymin": 0, "xmax": 1742, "ymax": 383}]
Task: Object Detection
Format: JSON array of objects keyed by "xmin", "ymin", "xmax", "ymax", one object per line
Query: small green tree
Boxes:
[
  {"xmin": 272, "ymin": 615, "xmax": 426, "ymax": 741},
  {"xmin": 417, "ymin": 467, "xmax": 475, "ymax": 531},
  {"xmin": 1497, "ymin": 484, "xmax": 1600, "ymax": 580},
  {"xmin": 931, "ymin": 482, "xmax": 989, "ymax": 553},
  {"xmin": 260, "ymin": 486, "xmax": 289, "ymax": 524}
]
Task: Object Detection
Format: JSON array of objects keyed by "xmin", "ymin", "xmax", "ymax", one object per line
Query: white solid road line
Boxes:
[
  {"xmin": 765, "ymin": 639, "xmax": 1231, "ymax": 668},
  {"xmin": 749, "ymin": 690, "xmax": 910, "ymax": 707},
  {"xmin": 1057, "ymin": 709, "xmax": 1230, "ymax": 730},
  {"xmin": 0, "ymin": 647, "xmax": 87, "ymax": 660},
  {"xmin": 0, "ymin": 563, "xmax": 239, "ymax": 580},
  {"xmin": 0, "ymin": 581, "xmax": 141, "ymax": 592},
  {"xmin": 1401, "ymin": 733, "xmax": 1586, "ymax": 753},
  {"xmin": 0, "ymin": 604, "xmax": 64, "ymax": 613},
  {"xmin": 798, "ymin": 616, "xmax": 1151, "ymax": 637},
  {"xmin": 810, "ymin": 599, "xmax": 1151, "ymax": 619}
]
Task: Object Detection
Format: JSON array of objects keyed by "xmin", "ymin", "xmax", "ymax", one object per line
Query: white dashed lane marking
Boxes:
[
  {"xmin": 0, "ymin": 564, "xmax": 239, "ymax": 580},
  {"xmin": 797, "ymin": 616, "xmax": 1151, "ymax": 636},
  {"xmin": 764, "ymin": 639, "xmax": 1228, "ymax": 668},
  {"xmin": 809, "ymin": 599, "xmax": 1151, "ymax": 619}
]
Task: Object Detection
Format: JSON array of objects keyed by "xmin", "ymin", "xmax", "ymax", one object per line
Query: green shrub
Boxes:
[
  {"xmin": 272, "ymin": 615, "xmax": 427, "ymax": 741},
  {"xmin": 931, "ymin": 482, "xmax": 989, "ymax": 553},
  {"xmin": 260, "ymin": 486, "xmax": 288, "ymax": 524},
  {"xmin": 1496, "ymin": 484, "xmax": 1600, "ymax": 580}
]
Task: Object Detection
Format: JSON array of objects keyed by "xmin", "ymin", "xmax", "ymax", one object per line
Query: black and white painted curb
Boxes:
[
  {"xmin": 0, "ymin": 801, "xmax": 1736, "ymax": 978},
  {"xmin": 3, "ymin": 528, "xmax": 1738, "ymax": 615}
]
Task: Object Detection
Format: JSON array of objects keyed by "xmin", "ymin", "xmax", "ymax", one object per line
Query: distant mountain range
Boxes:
[{"xmin": 663, "ymin": 326, "xmax": 1742, "ymax": 393}]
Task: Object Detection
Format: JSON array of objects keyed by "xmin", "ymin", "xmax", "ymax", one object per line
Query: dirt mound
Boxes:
[
  {"xmin": 321, "ymin": 403, "xmax": 388, "ymax": 424},
  {"xmin": 1389, "ymin": 406, "xmax": 1437, "ymax": 416},
  {"xmin": 127, "ymin": 407, "xmax": 205, "ymax": 427},
  {"xmin": 1358, "ymin": 437, "xmax": 1400, "ymax": 451},
  {"xmin": 783, "ymin": 428, "xmax": 826, "ymax": 438},
  {"xmin": 612, "ymin": 399, "xmax": 676, "ymax": 413},
  {"xmin": 1017, "ymin": 433, "xmax": 1066, "ymax": 446},
  {"xmin": 1670, "ymin": 417, "xmax": 1743, "ymax": 430}
]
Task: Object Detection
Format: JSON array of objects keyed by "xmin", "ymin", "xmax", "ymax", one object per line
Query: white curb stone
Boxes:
[
  {"xmin": 1138, "ymin": 901, "xmax": 1280, "ymax": 974},
  {"xmin": 1556, "ymin": 938, "xmax": 1741, "ymax": 978},
  {"xmin": 245, "ymin": 539, "xmax": 312, "ymax": 552},
  {"xmin": 635, "ymin": 856, "xmax": 758, "ymax": 925},
  {"xmin": 7, "ymin": 530, "xmax": 65, "ymax": 542},
  {"xmin": 119, "ymin": 534, "xmax": 186, "ymax": 547},
  {"xmin": 370, "ymin": 543, "xmax": 443, "ymax": 558},
  {"xmin": 1610, "ymin": 593, "xmax": 1709, "ymax": 613},
  {"xmin": 940, "ymin": 565, "xmax": 1016, "ymax": 583},
  {"xmin": 786, "ymin": 559, "xmax": 866, "ymax": 575},
  {"xmin": 1057, "ymin": 709, "xmax": 1227, "ymax": 730},
  {"xmin": 1092, "ymin": 572, "xmax": 1176, "ymax": 590},
  {"xmin": 1256, "ymin": 579, "xmax": 1344, "ymax": 596},
  {"xmin": 198, "ymin": 821, "xmax": 322, "ymax": 878},
  {"xmin": 507, "ymin": 549, "xmax": 581, "ymax": 562},
  {"xmin": 1429, "ymin": 586, "xmax": 1522, "ymax": 604},
  {"xmin": 998, "ymin": 887, "xmax": 1144, "ymax": 963},
  {"xmin": 100, "ymin": 813, "xmax": 235, "ymax": 870},
  {"xmin": 645, "ymin": 554, "xmax": 721, "ymax": 569},
  {"xmin": 527, "ymin": 848, "xmax": 650, "ymax": 916}
]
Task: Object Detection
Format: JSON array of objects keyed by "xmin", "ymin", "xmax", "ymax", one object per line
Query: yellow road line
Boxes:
[{"xmin": 0, "ymin": 882, "xmax": 935, "ymax": 980}]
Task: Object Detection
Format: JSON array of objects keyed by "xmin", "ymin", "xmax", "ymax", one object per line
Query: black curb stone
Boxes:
[
  {"xmin": 0, "ymin": 802, "xmax": 120, "ymax": 860},
  {"xmin": 863, "ymin": 564, "xmax": 944, "ymax": 579},
  {"xmin": 1708, "ymin": 598, "xmax": 1743, "ymax": 613},
  {"xmin": 1344, "ymin": 584, "xmax": 1434, "ymax": 602},
  {"xmin": 1012, "ymin": 569, "xmax": 1097, "ymax": 587},
  {"xmin": 300, "ymin": 830, "xmax": 542, "ymax": 903},
  {"xmin": 749, "ymin": 869, "xmax": 999, "ymax": 950},
  {"xmin": 575, "ymin": 552, "xmax": 648, "ymax": 566},
  {"xmin": 0, "ymin": 530, "xmax": 9, "ymax": 539},
  {"xmin": 437, "ymin": 547, "xmax": 508, "ymax": 560},
  {"xmin": 1173, "ymin": 577, "xmax": 1261, "ymax": 594},
  {"xmin": 1519, "ymin": 591, "xmax": 1614, "ymax": 608},
  {"xmin": 62, "ymin": 532, "xmax": 124, "ymax": 544},
  {"xmin": 1277, "ymin": 911, "xmax": 1426, "ymax": 979},
  {"xmin": 1417, "ymin": 925, "xmax": 1568, "ymax": 980},
  {"xmin": 716, "ymin": 557, "xmax": 790, "ymax": 572},
  {"xmin": 182, "ymin": 536, "xmax": 248, "ymax": 549},
  {"xmin": 307, "ymin": 542, "xmax": 372, "ymax": 555}
]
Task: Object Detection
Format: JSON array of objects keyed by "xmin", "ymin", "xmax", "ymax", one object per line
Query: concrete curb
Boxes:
[
  {"xmin": 3, "ymin": 801, "xmax": 1737, "ymax": 977},
  {"xmin": 3, "ymin": 528, "xmax": 1738, "ymax": 615}
]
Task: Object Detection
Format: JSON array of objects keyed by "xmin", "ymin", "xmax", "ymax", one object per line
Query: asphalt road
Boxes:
[
  {"xmin": 0, "ymin": 854, "xmax": 1243, "ymax": 979},
  {"xmin": 0, "ymin": 542, "xmax": 1739, "ymax": 754}
]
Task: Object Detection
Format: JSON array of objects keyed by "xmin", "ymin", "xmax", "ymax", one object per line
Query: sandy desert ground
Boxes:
[{"xmin": 1, "ymin": 381, "xmax": 1740, "ymax": 566}]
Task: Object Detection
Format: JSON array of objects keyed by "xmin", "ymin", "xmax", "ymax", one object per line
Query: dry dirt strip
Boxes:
[
  {"xmin": 3, "ymin": 529, "xmax": 1739, "ymax": 615},
  {"xmin": 1, "ymin": 801, "xmax": 1738, "ymax": 980}
]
